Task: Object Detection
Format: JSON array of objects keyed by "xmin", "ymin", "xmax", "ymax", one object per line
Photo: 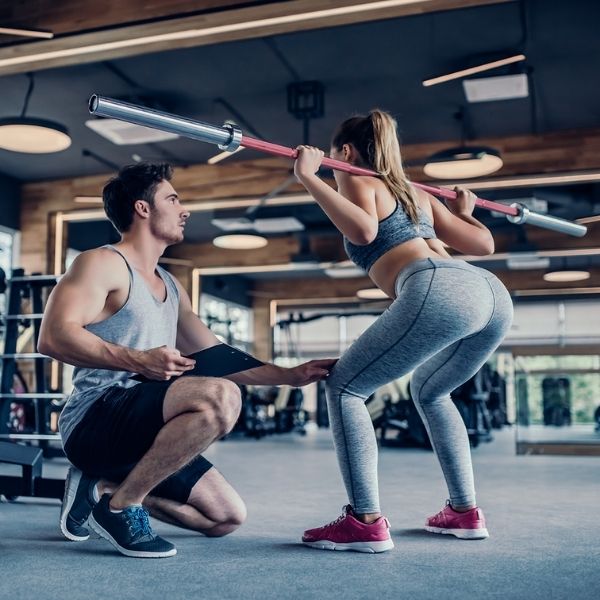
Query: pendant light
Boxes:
[
  {"xmin": 0, "ymin": 73, "xmax": 71, "ymax": 154},
  {"xmin": 423, "ymin": 107, "xmax": 502, "ymax": 180}
]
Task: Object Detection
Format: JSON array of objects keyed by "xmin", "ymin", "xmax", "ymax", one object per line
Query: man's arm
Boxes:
[
  {"xmin": 174, "ymin": 278, "xmax": 222, "ymax": 355},
  {"xmin": 225, "ymin": 359, "xmax": 336, "ymax": 387},
  {"xmin": 39, "ymin": 249, "xmax": 195, "ymax": 380},
  {"xmin": 174, "ymin": 279, "xmax": 336, "ymax": 386}
]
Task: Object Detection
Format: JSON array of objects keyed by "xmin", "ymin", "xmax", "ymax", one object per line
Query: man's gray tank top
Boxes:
[{"xmin": 58, "ymin": 245, "xmax": 180, "ymax": 444}]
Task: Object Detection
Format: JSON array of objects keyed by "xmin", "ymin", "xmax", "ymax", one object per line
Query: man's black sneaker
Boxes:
[
  {"xmin": 88, "ymin": 494, "xmax": 177, "ymax": 558},
  {"xmin": 60, "ymin": 466, "xmax": 99, "ymax": 541}
]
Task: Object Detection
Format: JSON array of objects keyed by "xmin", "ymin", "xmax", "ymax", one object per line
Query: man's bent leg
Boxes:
[
  {"xmin": 88, "ymin": 377, "xmax": 241, "ymax": 557},
  {"xmin": 110, "ymin": 376, "xmax": 241, "ymax": 510},
  {"xmin": 144, "ymin": 467, "xmax": 247, "ymax": 537}
]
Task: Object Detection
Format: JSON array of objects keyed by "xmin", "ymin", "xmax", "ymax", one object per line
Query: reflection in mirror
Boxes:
[
  {"xmin": 515, "ymin": 354, "xmax": 600, "ymax": 449},
  {"xmin": 200, "ymin": 276, "xmax": 253, "ymax": 353}
]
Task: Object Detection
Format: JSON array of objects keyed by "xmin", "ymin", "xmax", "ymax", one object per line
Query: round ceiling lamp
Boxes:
[
  {"xmin": 0, "ymin": 117, "xmax": 71, "ymax": 153},
  {"xmin": 0, "ymin": 73, "xmax": 71, "ymax": 154},
  {"xmin": 213, "ymin": 234, "xmax": 268, "ymax": 250},
  {"xmin": 356, "ymin": 287, "xmax": 389, "ymax": 300},
  {"xmin": 542, "ymin": 270, "xmax": 590, "ymax": 283},
  {"xmin": 423, "ymin": 146, "xmax": 503, "ymax": 179}
]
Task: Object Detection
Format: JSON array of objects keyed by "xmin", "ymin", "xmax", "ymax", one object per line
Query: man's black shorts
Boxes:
[{"xmin": 63, "ymin": 380, "xmax": 213, "ymax": 504}]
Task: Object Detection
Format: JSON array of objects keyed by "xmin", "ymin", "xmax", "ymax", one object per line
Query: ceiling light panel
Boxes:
[
  {"xmin": 506, "ymin": 256, "xmax": 551, "ymax": 270},
  {"xmin": 85, "ymin": 118, "xmax": 179, "ymax": 145},
  {"xmin": 463, "ymin": 73, "xmax": 529, "ymax": 103}
]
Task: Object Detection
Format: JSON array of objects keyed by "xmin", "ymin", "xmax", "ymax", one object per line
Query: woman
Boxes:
[{"xmin": 294, "ymin": 110, "xmax": 513, "ymax": 553}]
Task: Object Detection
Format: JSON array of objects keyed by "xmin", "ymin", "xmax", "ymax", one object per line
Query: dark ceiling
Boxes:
[{"xmin": 1, "ymin": 0, "xmax": 599, "ymax": 182}]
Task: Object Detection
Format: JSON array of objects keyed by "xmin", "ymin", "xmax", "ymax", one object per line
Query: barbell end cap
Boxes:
[
  {"xmin": 218, "ymin": 121, "xmax": 242, "ymax": 152},
  {"xmin": 88, "ymin": 94, "xmax": 99, "ymax": 114},
  {"xmin": 506, "ymin": 202, "xmax": 529, "ymax": 225}
]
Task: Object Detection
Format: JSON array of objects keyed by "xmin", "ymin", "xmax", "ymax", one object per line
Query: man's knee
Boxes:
[
  {"xmin": 172, "ymin": 378, "xmax": 241, "ymax": 435},
  {"xmin": 213, "ymin": 379, "xmax": 241, "ymax": 435},
  {"xmin": 196, "ymin": 379, "xmax": 241, "ymax": 436},
  {"xmin": 205, "ymin": 501, "xmax": 247, "ymax": 537}
]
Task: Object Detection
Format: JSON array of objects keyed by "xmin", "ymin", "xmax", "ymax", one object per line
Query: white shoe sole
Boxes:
[
  {"xmin": 88, "ymin": 514, "xmax": 177, "ymax": 558},
  {"xmin": 59, "ymin": 468, "xmax": 89, "ymax": 542},
  {"xmin": 303, "ymin": 539, "xmax": 394, "ymax": 553},
  {"xmin": 425, "ymin": 525, "xmax": 489, "ymax": 540}
]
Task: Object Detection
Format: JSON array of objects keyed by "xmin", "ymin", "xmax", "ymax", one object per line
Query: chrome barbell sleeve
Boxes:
[{"xmin": 507, "ymin": 203, "xmax": 588, "ymax": 237}]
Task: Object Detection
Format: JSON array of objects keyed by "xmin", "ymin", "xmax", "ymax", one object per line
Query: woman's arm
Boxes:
[
  {"xmin": 427, "ymin": 187, "xmax": 495, "ymax": 256},
  {"xmin": 294, "ymin": 146, "xmax": 379, "ymax": 245}
]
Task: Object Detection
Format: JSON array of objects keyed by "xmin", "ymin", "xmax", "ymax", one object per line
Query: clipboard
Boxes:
[{"xmin": 131, "ymin": 343, "xmax": 264, "ymax": 382}]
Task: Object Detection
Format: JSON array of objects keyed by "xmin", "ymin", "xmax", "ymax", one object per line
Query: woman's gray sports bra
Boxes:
[{"xmin": 343, "ymin": 202, "xmax": 437, "ymax": 272}]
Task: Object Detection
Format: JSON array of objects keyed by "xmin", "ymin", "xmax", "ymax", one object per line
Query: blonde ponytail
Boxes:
[{"xmin": 369, "ymin": 110, "xmax": 419, "ymax": 224}]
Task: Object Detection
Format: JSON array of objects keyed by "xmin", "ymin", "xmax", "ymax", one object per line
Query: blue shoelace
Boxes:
[{"xmin": 124, "ymin": 506, "xmax": 153, "ymax": 539}]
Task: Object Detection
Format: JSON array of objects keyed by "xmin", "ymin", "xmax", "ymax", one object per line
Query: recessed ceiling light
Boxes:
[
  {"xmin": 356, "ymin": 287, "xmax": 388, "ymax": 300},
  {"xmin": 213, "ymin": 234, "xmax": 268, "ymax": 250},
  {"xmin": 543, "ymin": 270, "xmax": 591, "ymax": 283},
  {"xmin": 324, "ymin": 265, "xmax": 366, "ymax": 278},
  {"xmin": 506, "ymin": 256, "xmax": 550, "ymax": 270},
  {"xmin": 74, "ymin": 196, "xmax": 103, "ymax": 204}
]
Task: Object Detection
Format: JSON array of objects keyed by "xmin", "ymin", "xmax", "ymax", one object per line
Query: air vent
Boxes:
[{"xmin": 85, "ymin": 118, "xmax": 179, "ymax": 145}]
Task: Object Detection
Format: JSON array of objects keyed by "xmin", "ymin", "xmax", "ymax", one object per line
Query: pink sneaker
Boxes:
[
  {"xmin": 302, "ymin": 505, "xmax": 394, "ymax": 553},
  {"xmin": 425, "ymin": 501, "xmax": 489, "ymax": 539}
]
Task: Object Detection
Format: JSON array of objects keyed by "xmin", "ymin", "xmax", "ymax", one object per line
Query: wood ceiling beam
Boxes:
[
  {"xmin": 0, "ymin": 1, "xmax": 254, "ymax": 36},
  {"xmin": 0, "ymin": 0, "xmax": 513, "ymax": 76}
]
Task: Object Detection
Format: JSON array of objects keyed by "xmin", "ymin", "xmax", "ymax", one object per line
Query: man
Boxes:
[{"xmin": 39, "ymin": 163, "xmax": 335, "ymax": 558}]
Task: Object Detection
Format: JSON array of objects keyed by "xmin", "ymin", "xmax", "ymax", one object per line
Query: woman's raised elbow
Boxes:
[
  {"xmin": 474, "ymin": 234, "xmax": 495, "ymax": 256},
  {"xmin": 349, "ymin": 225, "xmax": 378, "ymax": 246}
]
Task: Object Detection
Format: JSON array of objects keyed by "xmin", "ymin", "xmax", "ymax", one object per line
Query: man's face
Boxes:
[{"xmin": 148, "ymin": 180, "xmax": 190, "ymax": 245}]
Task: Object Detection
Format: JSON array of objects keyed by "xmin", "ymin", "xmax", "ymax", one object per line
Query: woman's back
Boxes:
[{"xmin": 338, "ymin": 176, "xmax": 451, "ymax": 297}]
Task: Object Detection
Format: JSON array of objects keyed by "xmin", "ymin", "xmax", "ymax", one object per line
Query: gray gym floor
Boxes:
[{"xmin": 1, "ymin": 427, "xmax": 599, "ymax": 600}]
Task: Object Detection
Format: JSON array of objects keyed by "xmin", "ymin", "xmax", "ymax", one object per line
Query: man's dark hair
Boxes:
[{"xmin": 102, "ymin": 163, "xmax": 173, "ymax": 233}]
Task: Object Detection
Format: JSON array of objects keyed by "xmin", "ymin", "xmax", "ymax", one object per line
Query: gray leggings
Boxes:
[{"xmin": 326, "ymin": 258, "xmax": 513, "ymax": 513}]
